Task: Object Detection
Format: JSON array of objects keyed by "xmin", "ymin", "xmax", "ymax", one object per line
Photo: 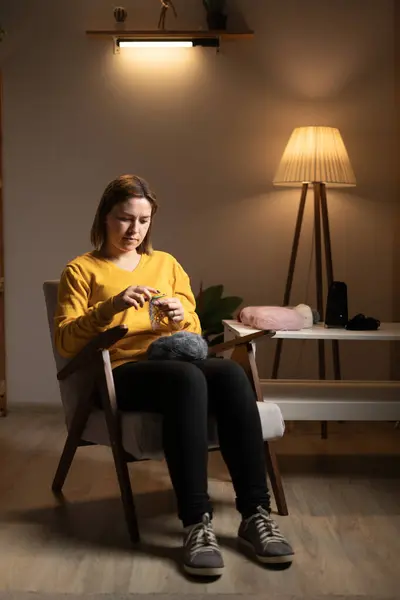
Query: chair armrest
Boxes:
[
  {"xmin": 208, "ymin": 329, "xmax": 273, "ymax": 355},
  {"xmin": 57, "ymin": 325, "xmax": 128, "ymax": 381}
]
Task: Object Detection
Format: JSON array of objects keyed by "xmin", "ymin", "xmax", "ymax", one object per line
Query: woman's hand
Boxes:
[
  {"xmin": 153, "ymin": 297, "xmax": 185, "ymax": 323},
  {"xmin": 112, "ymin": 285, "xmax": 159, "ymax": 314}
]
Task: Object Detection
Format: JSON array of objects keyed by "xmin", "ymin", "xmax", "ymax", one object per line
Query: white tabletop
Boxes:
[{"xmin": 223, "ymin": 320, "xmax": 400, "ymax": 341}]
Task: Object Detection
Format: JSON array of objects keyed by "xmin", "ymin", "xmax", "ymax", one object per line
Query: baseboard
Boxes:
[{"xmin": 5, "ymin": 402, "xmax": 63, "ymax": 414}]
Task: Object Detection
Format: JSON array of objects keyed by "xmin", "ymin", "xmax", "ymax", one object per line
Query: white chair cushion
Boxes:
[{"xmin": 82, "ymin": 401, "xmax": 285, "ymax": 460}]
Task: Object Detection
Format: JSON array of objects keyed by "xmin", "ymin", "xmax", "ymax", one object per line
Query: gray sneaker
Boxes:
[
  {"xmin": 238, "ymin": 506, "xmax": 294, "ymax": 564},
  {"xmin": 183, "ymin": 514, "xmax": 224, "ymax": 577}
]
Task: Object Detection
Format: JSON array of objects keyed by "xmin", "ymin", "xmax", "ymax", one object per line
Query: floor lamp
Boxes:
[{"xmin": 271, "ymin": 126, "xmax": 356, "ymax": 438}]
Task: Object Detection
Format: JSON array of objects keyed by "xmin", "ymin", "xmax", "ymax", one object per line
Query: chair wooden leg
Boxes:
[
  {"xmin": 264, "ymin": 441, "xmax": 288, "ymax": 516},
  {"xmin": 53, "ymin": 429, "xmax": 81, "ymax": 493},
  {"xmin": 231, "ymin": 341, "xmax": 263, "ymax": 402},
  {"xmin": 107, "ymin": 435, "xmax": 140, "ymax": 544},
  {"xmin": 97, "ymin": 351, "xmax": 140, "ymax": 544},
  {"xmin": 52, "ymin": 386, "xmax": 95, "ymax": 493},
  {"xmin": 231, "ymin": 342, "xmax": 289, "ymax": 516}
]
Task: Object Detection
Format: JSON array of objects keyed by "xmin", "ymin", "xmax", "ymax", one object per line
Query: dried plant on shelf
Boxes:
[{"xmin": 158, "ymin": 0, "xmax": 178, "ymax": 30}]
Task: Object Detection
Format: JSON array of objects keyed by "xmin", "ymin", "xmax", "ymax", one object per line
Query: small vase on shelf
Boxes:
[{"xmin": 113, "ymin": 6, "xmax": 128, "ymax": 30}]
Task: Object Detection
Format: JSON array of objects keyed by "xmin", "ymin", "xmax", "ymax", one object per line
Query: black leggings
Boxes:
[{"xmin": 112, "ymin": 358, "xmax": 271, "ymax": 527}]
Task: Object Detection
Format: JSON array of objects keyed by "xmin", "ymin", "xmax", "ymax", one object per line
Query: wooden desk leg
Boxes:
[{"xmin": 231, "ymin": 342, "xmax": 289, "ymax": 516}]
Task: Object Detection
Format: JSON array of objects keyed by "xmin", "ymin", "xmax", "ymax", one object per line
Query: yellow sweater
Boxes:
[{"xmin": 54, "ymin": 250, "xmax": 202, "ymax": 368}]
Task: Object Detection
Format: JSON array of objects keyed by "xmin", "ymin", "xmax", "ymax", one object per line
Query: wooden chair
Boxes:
[{"xmin": 43, "ymin": 280, "xmax": 288, "ymax": 544}]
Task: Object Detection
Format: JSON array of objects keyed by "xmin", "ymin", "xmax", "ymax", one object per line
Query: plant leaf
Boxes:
[
  {"xmin": 199, "ymin": 296, "xmax": 242, "ymax": 323},
  {"xmin": 196, "ymin": 284, "xmax": 224, "ymax": 304},
  {"xmin": 217, "ymin": 296, "xmax": 243, "ymax": 314},
  {"xmin": 196, "ymin": 284, "xmax": 224, "ymax": 317},
  {"xmin": 195, "ymin": 284, "xmax": 243, "ymax": 333}
]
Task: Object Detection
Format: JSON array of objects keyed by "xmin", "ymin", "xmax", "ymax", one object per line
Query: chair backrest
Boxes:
[
  {"xmin": 43, "ymin": 280, "xmax": 95, "ymax": 426},
  {"xmin": 43, "ymin": 280, "xmax": 68, "ymax": 372}
]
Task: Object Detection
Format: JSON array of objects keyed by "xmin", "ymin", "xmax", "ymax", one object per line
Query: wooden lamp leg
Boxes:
[
  {"xmin": 313, "ymin": 183, "xmax": 328, "ymax": 438},
  {"xmin": 318, "ymin": 183, "xmax": 342, "ymax": 438},
  {"xmin": 272, "ymin": 183, "xmax": 308, "ymax": 380},
  {"xmin": 272, "ymin": 181, "xmax": 342, "ymax": 441},
  {"xmin": 320, "ymin": 183, "xmax": 341, "ymax": 381}
]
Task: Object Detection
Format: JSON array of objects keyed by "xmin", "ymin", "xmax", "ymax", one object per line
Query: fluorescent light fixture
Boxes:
[
  {"xmin": 119, "ymin": 40, "xmax": 193, "ymax": 48},
  {"xmin": 115, "ymin": 37, "xmax": 220, "ymax": 52}
]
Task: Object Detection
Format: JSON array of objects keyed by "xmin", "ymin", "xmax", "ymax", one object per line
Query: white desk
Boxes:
[
  {"xmin": 223, "ymin": 320, "xmax": 400, "ymax": 341},
  {"xmin": 223, "ymin": 320, "xmax": 400, "ymax": 421}
]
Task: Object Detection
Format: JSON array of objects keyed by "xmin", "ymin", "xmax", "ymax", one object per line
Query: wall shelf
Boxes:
[
  {"xmin": 86, "ymin": 30, "xmax": 254, "ymax": 41},
  {"xmin": 86, "ymin": 29, "xmax": 254, "ymax": 53}
]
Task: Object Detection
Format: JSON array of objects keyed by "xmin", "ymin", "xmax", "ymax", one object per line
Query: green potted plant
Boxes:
[
  {"xmin": 196, "ymin": 283, "xmax": 242, "ymax": 346},
  {"xmin": 202, "ymin": 0, "xmax": 228, "ymax": 31}
]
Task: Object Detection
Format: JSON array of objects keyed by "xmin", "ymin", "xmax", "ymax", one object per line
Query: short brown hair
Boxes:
[{"xmin": 90, "ymin": 174, "xmax": 159, "ymax": 254}]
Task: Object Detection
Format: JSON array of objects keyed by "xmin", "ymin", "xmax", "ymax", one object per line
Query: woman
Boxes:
[{"xmin": 55, "ymin": 174, "xmax": 294, "ymax": 577}]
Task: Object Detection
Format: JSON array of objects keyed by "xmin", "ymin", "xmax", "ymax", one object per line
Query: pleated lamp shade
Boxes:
[{"xmin": 273, "ymin": 126, "xmax": 356, "ymax": 187}]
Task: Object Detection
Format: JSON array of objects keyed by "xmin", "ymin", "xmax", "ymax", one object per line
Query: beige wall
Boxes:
[{"xmin": 0, "ymin": 0, "xmax": 397, "ymax": 405}]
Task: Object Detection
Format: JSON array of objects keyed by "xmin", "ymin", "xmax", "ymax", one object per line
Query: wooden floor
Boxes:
[{"xmin": 0, "ymin": 408, "xmax": 399, "ymax": 597}]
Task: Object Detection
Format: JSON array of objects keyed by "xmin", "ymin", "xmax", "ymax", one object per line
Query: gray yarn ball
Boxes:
[{"xmin": 147, "ymin": 331, "xmax": 209, "ymax": 362}]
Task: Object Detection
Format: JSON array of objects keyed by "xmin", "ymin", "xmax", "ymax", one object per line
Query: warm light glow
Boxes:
[
  {"xmin": 119, "ymin": 40, "xmax": 193, "ymax": 49},
  {"xmin": 273, "ymin": 126, "xmax": 356, "ymax": 187},
  {"xmin": 114, "ymin": 42, "xmax": 199, "ymax": 72}
]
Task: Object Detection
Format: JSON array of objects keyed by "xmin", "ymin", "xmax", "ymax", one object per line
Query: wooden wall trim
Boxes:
[
  {"xmin": 0, "ymin": 72, "xmax": 6, "ymax": 416},
  {"xmin": 390, "ymin": 2, "xmax": 400, "ymax": 379}
]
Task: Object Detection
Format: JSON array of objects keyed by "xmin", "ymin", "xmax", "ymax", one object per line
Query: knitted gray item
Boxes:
[
  {"xmin": 147, "ymin": 331, "xmax": 209, "ymax": 362},
  {"xmin": 312, "ymin": 309, "xmax": 320, "ymax": 324}
]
